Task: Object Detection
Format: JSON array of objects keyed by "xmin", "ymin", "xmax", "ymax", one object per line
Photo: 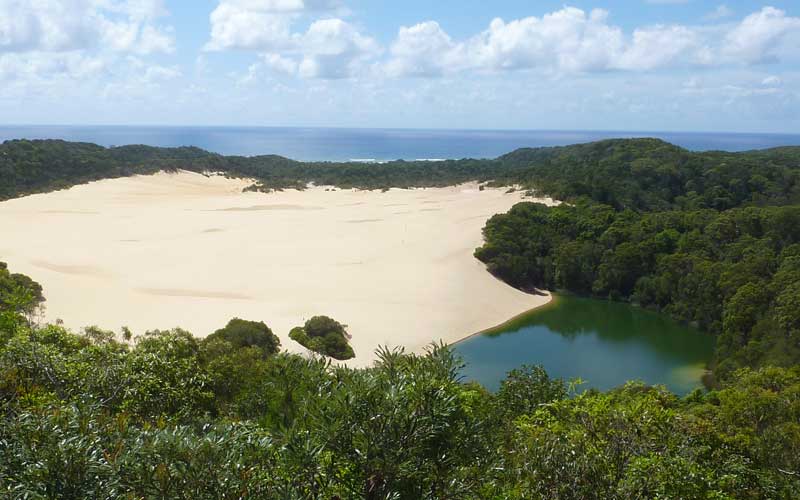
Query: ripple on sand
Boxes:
[
  {"xmin": 345, "ymin": 219, "xmax": 383, "ymax": 224},
  {"xmin": 137, "ymin": 288, "xmax": 254, "ymax": 300},
  {"xmin": 41, "ymin": 210, "xmax": 100, "ymax": 215},
  {"xmin": 213, "ymin": 204, "xmax": 322, "ymax": 212},
  {"xmin": 31, "ymin": 260, "xmax": 109, "ymax": 278}
]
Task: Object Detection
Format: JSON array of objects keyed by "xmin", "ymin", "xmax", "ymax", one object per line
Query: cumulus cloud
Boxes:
[
  {"xmin": 206, "ymin": 3, "xmax": 799, "ymax": 81},
  {"xmin": 296, "ymin": 19, "xmax": 380, "ymax": 78},
  {"xmin": 205, "ymin": 0, "xmax": 344, "ymax": 51},
  {"xmin": 0, "ymin": 0, "xmax": 175, "ymax": 55},
  {"xmin": 206, "ymin": 0, "xmax": 378, "ymax": 79},
  {"xmin": 0, "ymin": 52, "xmax": 107, "ymax": 83},
  {"xmin": 385, "ymin": 22, "xmax": 456, "ymax": 77},
  {"xmin": 471, "ymin": 9, "xmax": 624, "ymax": 73},
  {"xmin": 0, "ymin": 0, "xmax": 179, "ymax": 97},
  {"xmin": 722, "ymin": 7, "xmax": 800, "ymax": 64},
  {"xmin": 380, "ymin": 6, "xmax": 800, "ymax": 78},
  {"xmin": 237, "ymin": 20, "xmax": 379, "ymax": 80},
  {"xmin": 615, "ymin": 25, "xmax": 703, "ymax": 70},
  {"xmin": 384, "ymin": 9, "xmax": 628, "ymax": 76},
  {"xmin": 261, "ymin": 53, "xmax": 299, "ymax": 75}
]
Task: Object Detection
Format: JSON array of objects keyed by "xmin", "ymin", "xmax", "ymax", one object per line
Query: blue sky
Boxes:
[{"xmin": 1, "ymin": 1, "xmax": 799, "ymax": 132}]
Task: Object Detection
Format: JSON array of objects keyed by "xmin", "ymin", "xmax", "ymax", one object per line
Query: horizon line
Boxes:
[{"xmin": 2, "ymin": 124, "xmax": 800, "ymax": 137}]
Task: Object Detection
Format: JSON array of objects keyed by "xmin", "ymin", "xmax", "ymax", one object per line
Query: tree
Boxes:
[
  {"xmin": 290, "ymin": 315, "xmax": 355, "ymax": 360},
  {"xmin": 205, "ymin": 318, "xmax": 281, "ymax": 357}
]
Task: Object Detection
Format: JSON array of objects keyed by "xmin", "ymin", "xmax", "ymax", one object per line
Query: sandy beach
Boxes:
[{"xmin": 0, "ymin": 171, "xmax": 556, "ymax": 366}]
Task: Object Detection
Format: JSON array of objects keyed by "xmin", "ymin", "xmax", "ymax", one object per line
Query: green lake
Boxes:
[{"xmin": 454, "ymin": 295, "xmax": 716, "ymax": 394}]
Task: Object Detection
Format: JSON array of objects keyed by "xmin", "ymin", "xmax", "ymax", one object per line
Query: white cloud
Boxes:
[
  {"xmin": 723, "ymin": 7, "xmax": 800, "ymax": 64},
  {"xmin": 0, "ymin": 0, "xmax": 175, "ymax": 55},
  {"xmin": 615, "ymin": 25, "xmax": 703, "ymax": 70},
  {"xmin": 209, "ymin": 4, "xmax": 800, "ymax": 82},
  {"xmin": 232, "ymin": 19, "xmax": 379, "ymax": 80},
  {"xmin": 0, "ymin": 52, "xmax": 107, "ymax": 83},
  {"xmin": 205, "ymin": 0, "xmax": 344, "ymax": 51},
  {"xmin": 296, "ymin": 18, "xmax": 380, "ymax": 78},
  {"xmin": 205, "ymin": 3, "xmax": 294, "ymax": 51},
  {"xmin": 142, "ymin": 64, "xmax": 181, "ymax": 83},
  {"xmin": 385, "ymin": 21, "xmax": 458, "ymax": 77},
  {"xmin": 382, "ymin": 6, "xmax": 800, "ymax": 78},
  {"xmin": 0, "ymin": 0, "xmax": 179, "ymax": 103},
  {"xmin": 262, "ymin": 53, "xmax": 299, "ymax": 75},
  {"xmin": 206, "ymin": 0, "xmax": 379, "ymax": 79},
  {"xmin": 762, "ymin": 75, "xmax": 782, "ymax": 87},
  {"xmin": 470, "ymin": 9, "xmax": 624, "ymax": 73},
  {"xmin": 383, "ymin": 9, "xmax": 627, "ymax": 76}
]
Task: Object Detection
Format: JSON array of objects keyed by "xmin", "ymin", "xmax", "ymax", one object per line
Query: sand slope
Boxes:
[{"xmin": 0, "ymin": 171, "xmax": 557, "ymax": 366}]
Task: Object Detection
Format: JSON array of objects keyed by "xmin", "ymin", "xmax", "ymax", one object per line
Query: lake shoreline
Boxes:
[
  {"xmin": 455, "ymin": 294, "xmax": 717, "ymax": 394},
  {"xmin": 450, "ymin": 292, "xmax": 558, "ymax": 348}
]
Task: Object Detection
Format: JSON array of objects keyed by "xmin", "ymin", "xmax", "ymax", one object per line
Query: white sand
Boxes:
[{"xmin": 0, "ymin": 171, "xmax": 557, "ymax": 366}]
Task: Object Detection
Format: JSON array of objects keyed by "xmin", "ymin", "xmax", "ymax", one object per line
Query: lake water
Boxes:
[
  {"xmin": 455, "ymin": 295, "xmax": 716, "ymax": 395},
  {"xmin": 1, "ymin": 126, "xmax": 799, "ymax": 161},
  {"xmin": 0, "ymin": 125, "xmax": 740, "ymax": 392}
]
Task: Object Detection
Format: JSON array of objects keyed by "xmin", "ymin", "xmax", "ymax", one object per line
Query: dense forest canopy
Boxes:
[
  {"xmin": 2, "ymin": 137, "xmax": 800, "ymax": 496},
  {"xmin": 502, "ymin": 138, "xmax": 800, "ymax": 211},
  {"xmin": 474, "ymin": 138, "xmax": 800, "ymax": 382},
  {"xmin": 5, "ymin": 137, "xmax": 797, "ymax": 202},
  {"xmin": 1, "ymin": 275, "xmax": 799, "ymax": 498},
  {"xmin": 0, "ymin": 138, "xmax": 527, "ymax": 200}
]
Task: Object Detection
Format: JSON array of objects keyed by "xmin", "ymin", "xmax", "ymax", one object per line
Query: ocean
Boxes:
[{"xmin": 1, "ymin": 125, "xmax": 799, "ymax": 161}]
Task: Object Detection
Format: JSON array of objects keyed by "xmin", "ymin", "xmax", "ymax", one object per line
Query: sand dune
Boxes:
[{"xmin": 0, "ymin": 171, "xmax": 558, "ymax": 367}]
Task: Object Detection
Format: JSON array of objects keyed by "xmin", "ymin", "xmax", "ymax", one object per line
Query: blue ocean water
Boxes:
[{"xmin": 1, "ymin": 126, "xmax": 799, "ymax": 161}]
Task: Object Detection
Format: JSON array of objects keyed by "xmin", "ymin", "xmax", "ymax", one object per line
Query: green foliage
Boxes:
[
  {"xmin": 290, "ymin": 315, "xmax": 355, "ymax": 360},
  {"xmin": 7, "ymin": 138, "xmax": 797, "ymax": 204},
  {"xmin": 494, "ymin": 364, "xmax": 568, "ymax": 420},
  {"xmin": 3, "ymin": 138, "xmax": 800, "ymax": 496},
  {"xmin": 476, "ymin": 141, "xmax": 800, "ymax": 379},
  {"xmin": 504, "ymin": 138, "xmax": 800, "ymax": 211},
  {"xmin": 0, "ymin": 262, "xmax": 44, "ymax": 325},
  {"xmin": 2, "ymin": 309, "xmax": 799, "ymax": 498},
  {"xmin": 0, "ymin": 256, "xmax": 796, "ymax": 498},
  {"xmin": 0, "ymin": 139, "xmax": 531, "ymax": 200},
  {"xmin": 205, "ymin": 317, "xmax": 281, "ymax": 357}
]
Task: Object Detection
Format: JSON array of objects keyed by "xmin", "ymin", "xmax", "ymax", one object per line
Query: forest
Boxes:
[
  {"xmin": 475, "ymin": 139, "xmax": 800, "ymax": 381},
  {"xmin": 0, "ymin": 139, "xmax": 526, "ymax": 200},
  {"xmin": 1, "ymin": 137, "xmax": 800, "ymax": 497},
  {"xmin": 2, "ymin": 138, "xmax": 798, "ymax": 203},
  {"xmin": 1, "ymin": 273, "xmax": 799, "ymax": 498}
]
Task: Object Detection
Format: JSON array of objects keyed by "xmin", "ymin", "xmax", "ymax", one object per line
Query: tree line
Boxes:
[
  {"xmin": 0, "ymin": 139, "xmax": 529, "ymax": 200},
  {"xmin": 476, "ymin": 138, "xmax": 800, "ymax": 381}
]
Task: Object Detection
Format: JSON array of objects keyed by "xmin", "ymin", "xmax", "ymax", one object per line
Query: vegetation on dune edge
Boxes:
[
  {"xmin": 4, "ymin": 137, "xmax": 797, "ymax": 201},
  {"xmin": 1, "ymin": 137, "xmax": 800, "ymax": 496},
  {"xmin": 290, "ymin": 315, "xmax": 355, "ymax": 360},
  {"xmin": 475, "ymin": 138, "xmax": 800, "ymax": 381}
]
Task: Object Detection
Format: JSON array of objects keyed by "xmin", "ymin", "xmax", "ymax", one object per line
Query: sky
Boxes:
[{"xmin": 1, "ymin": 0, "xmax": 799, "ymax": 132}]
